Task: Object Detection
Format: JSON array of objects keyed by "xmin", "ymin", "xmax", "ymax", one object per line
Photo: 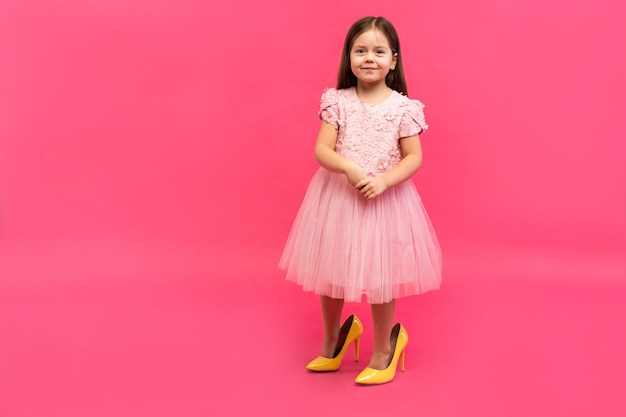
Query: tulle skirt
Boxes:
[{"xmin": 279, "ymin": 168, "xmax": 442, "ymax": 304}]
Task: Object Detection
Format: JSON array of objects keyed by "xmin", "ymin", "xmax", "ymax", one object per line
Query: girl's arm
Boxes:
[
  {"xmin": 314, "ymin": 121, "xmax": 368, "ymax": 186},
  {"xmin": 356, "ymin": 134, "xmax": 423, "ymax": 199}
]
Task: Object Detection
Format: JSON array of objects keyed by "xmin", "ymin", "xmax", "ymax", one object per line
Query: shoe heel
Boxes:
[
  {"xmin": 354, "ymin": 336, "xmax": 361, "ymax": 362},
  {"xmin": 400, "ymin": 349, "xmax": 405, "ymax": 372}
]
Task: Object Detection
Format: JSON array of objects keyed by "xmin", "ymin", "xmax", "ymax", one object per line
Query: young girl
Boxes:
[{"xmin": 279, "ymin": 16, "xmax": 442, "ymax": 385}]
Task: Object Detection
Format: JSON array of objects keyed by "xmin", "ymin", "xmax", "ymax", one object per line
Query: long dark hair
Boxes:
[{"xmin": 337, "ymin": 16, "xmax": 408, "ymax": 96}]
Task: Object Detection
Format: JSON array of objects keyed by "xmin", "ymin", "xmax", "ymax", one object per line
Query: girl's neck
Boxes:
[{"xmin": 355, "ymin": 82, "xmax": 393, "ymax": 104}]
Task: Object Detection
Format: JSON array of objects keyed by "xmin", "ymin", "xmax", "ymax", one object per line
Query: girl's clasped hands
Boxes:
[{"xmin": 346, "ymin": 164, "xmax": 388, "ymax": 199}]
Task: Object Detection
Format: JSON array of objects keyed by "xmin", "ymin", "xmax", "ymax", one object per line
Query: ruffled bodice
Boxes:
[{"xmin": 319, "ymin": 87, "xmax": 428, "ymax": 176}]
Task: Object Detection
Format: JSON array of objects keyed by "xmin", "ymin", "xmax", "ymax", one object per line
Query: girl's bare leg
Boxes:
[
  {"xmin": 368, "ymin": 300, "xmax": 396, "ymax": 369},
  {"xmin": 320, "ymin": 295, "xmax": 345, "ymax": 357}
]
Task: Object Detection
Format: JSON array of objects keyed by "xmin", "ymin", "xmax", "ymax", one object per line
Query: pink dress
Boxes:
[{"xmin": 279, "ymin": 87, "xmax": 442, "ymax": 304}]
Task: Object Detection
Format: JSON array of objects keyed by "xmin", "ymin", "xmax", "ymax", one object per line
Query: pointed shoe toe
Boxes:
[
  {"xmin": 354, "ymin": 367, "xmax": 391, "ymax": 385},
  {"xmin": 306, "ymin": 356, "xmax": 342, "ymax": 372}
]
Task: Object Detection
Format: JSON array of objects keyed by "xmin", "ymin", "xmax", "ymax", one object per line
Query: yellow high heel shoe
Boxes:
[
  {"xmin": 354, "ymin": 323, "xmax": 408, "ymax": 385},
  {"xmin": 306, "ymin": 314, "xmax": 363, "ymax": 372}
]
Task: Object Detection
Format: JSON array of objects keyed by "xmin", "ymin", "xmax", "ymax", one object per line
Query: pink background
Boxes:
[{"xmin": 1, "ymin": 1, "xmax": 624, "ymax": 416}]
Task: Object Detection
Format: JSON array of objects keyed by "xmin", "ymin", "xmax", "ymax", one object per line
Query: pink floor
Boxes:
[{"xmin": 1, "ymin": 242, "xmax": 624, "ymax": 417}]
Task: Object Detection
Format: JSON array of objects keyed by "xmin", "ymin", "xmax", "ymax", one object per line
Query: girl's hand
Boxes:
[
  {"xmin": 355, "ymin": 176, "xmax": 388, "ymax": 199},
  {"xmin": 345, "ymin": 164, "xmax": 368, "ymax": 188}
]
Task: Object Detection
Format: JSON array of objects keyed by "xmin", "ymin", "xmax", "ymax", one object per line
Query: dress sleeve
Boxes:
[
  {"xmin": 318, "ymin": 88, "xmax": 339, "ymax": 128},
  {"xmin": 398, "ymin": 99, "xmax": 428, "ymax": 138}
]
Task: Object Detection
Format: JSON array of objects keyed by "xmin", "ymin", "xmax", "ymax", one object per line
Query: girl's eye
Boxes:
[
  {"xmin": 376, "ymin": 50, "xmax": 385, "ymax": 54},
  {"xmin": 355, "ymin": 49, "xmax": 365, "ymax": 54}
]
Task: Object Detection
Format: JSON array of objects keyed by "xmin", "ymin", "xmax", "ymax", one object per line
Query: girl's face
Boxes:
[{"xmin": 350, "ymin": 28, "xmax": 397, "ymax": 88}]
